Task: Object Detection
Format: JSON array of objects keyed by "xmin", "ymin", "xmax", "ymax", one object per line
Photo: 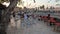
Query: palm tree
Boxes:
[
  {"xmin": 0, "ymin": 0, "xmax": 21, "ymax": 34},
  {"xmin": 33, "ymin": 0, "xmax": 36, "ymax": 3}
]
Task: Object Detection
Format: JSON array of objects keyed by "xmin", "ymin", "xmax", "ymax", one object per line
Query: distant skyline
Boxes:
[{"xmin": 23, "ymin": 0, "xmax": 60, "ymax": 8}]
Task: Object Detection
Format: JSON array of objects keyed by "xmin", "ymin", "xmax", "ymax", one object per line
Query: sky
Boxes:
[
  {"xmin": 22, "ymin": 0, "xmax": 60, "ymax": 8},
  {"xmin": 2, "ymin": 0, "xmax": 60, "ymax": 8}
]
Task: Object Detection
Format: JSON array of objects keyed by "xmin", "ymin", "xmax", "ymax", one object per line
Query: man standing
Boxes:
[{"xmin": 24, "ymin": 13, "xmax": 28, "ymax": 19}]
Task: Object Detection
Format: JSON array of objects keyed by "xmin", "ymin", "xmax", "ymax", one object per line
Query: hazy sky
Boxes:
[
  {"xmin": 23, "ymin": 0, "xmax": 60, "ymax": 8},
  {"xmin": 3, "ymin": 0, "xmax": 60, "ymax": 8}
]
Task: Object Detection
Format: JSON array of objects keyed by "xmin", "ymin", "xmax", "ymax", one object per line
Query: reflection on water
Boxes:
[{"xmin": 6, "ymin": 11, "xmax": 60, "ymax": 34}]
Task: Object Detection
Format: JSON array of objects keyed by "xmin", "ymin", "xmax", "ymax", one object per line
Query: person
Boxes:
[
  {"xmin": 47, "ymin": 14, "xmax": 50, "ymax": 20},
  {"xmin": 13, "ymin": 12, "xmax": 15, "ymax": 17},
  {"xmin": 24, "ymin": 13, "xmax": 28, "ymax": 19},
  {"xmin": 47, "ymin": 14, "xmax": 52, "ymax": 26},
  {"xmin": 21, "ymin": 13, "xmax": 24, "ymax": 19},
  {"xmin": 27, "ymin": 15, "xmax": 29, "ymax": 19}
]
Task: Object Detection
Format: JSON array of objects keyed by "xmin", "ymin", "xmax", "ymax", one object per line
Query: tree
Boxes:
[
  {"xmin": 40, "ymin": 5, "xmax": 45, "ymax": 9},
  {"xmin": 33, "ymin": 0, "xmax": 36, "ymax": 3},
  {"xmin": 0, "ymin": 0, "xmax": 21, "ymax": 34}
]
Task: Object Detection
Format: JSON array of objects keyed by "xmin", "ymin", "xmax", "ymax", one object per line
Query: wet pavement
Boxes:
[
  {"xmin": 7, "ymin": 15, "xmax": 60, "ymax": 34},
  {"xmin": 20, "ymin": 17, "xmax": 60, "ymax": 34},
  {"xmin": 6, "ymin": 15, "xmax": 60, "ymax": 34}
]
